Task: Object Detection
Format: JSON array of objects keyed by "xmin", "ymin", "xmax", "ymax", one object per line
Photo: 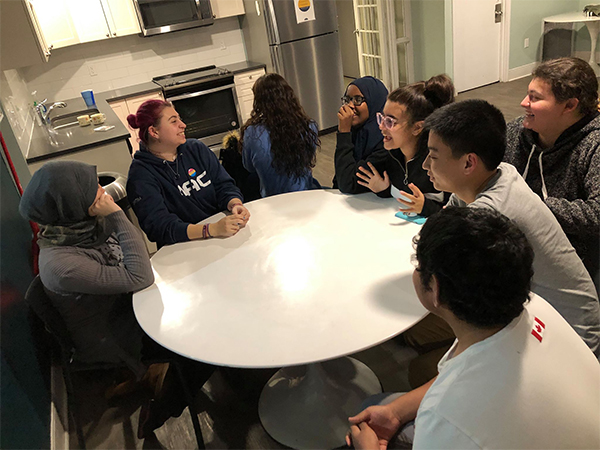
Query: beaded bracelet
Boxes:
[{"xmin": 202, "ymin": 223, "xmax": 212, "ymax": 239}]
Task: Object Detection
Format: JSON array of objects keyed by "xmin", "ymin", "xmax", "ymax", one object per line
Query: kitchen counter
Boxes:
[
  {"xmin": 223, "ymin": 60, "xmax": 267, "ymax": 74},
  {"xmin": 26, "ymin": 62, "xmax": 264, "ymax": 164},
  {"xmin": 27, "ymin": 96, "xmax": 130, "ymax": 164}
]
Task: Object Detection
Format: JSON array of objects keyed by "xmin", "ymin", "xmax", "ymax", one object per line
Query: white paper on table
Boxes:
[{"xmin": 294, "ymin": 0, "xmax": 316, "ymax": 24}]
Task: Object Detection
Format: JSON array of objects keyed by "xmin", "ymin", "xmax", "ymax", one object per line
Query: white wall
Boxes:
[{"xmin": 17, "ymin": 17, "xmax": 246, "ymax": 103}]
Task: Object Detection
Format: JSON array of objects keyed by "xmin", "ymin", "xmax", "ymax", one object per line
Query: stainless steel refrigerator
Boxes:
[{"xmin": 240, "ymin": 0, "xmax": 344, "ymax": 130}]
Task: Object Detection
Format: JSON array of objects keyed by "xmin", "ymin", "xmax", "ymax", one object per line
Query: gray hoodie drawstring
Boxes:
[{"xmin": 522, "ymin": 144, "xmax": 548, "ymax": 200}]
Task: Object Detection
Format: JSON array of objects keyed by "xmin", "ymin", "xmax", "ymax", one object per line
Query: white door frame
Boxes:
[
  {"xmin": 448, "ymin": 0, "xmax": 512, "ymax": 84},
  {"xmin": 499, "ymin": 0, "xmax": 511, "ymax": 82}
]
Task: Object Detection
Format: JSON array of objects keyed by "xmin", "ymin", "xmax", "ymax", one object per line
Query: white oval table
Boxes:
[{"xmin": 133, "ymin": 190, "xmax": 427, "ymax": 449}]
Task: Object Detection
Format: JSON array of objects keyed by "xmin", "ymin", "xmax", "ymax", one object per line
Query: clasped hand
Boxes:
[
  {"xmin": 211, "ymin": 204, "xmax": 250, "ymax": 238},
  {"xmin": 346, "ymin": 405, "xmax": 402, "ymax": 450}
]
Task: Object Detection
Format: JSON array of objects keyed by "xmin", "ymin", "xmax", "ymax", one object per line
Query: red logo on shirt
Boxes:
[{"xmin": 531, "ymin": 316, "xmax": 546, "ymax": 342}]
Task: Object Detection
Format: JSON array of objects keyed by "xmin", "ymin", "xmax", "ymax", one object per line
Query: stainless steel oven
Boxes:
[
  {"xmin": 133, "ymin": 0, "xmax": 214, "ymax": 37},
  {"xmin": 153, "ymin": 66, "xmax": 241, "ymax": 149}
]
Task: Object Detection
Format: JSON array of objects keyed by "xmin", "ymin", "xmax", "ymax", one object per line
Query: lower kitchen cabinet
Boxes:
[
  {"xmin": 27, "ymin": 140, "xmax": 133, "ymax": 177},
  {"xmin": 234, "ymin": 68, "xmax": 266, "ymax": 124}
]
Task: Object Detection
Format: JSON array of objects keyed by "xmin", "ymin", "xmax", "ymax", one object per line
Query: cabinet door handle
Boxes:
[
  {"xmin": 113, "ymin": 32, "xmax": 117, "ymax": 36},
  {"xmin": 106, "ymin": 33, "xmax": 110, "ymax": 37}
]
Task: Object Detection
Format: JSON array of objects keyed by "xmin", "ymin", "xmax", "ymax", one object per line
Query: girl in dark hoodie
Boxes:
[{"xmin": 126, "ymin": 100, "xmax": 250, "ymax": 247}]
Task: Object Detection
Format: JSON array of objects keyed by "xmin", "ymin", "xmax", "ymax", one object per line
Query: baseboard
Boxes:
[{"xmin": 508, "ymin": 62, "xmax": 537, "ymax": 82}]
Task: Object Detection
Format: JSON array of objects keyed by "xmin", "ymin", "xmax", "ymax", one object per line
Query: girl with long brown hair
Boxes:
[{"xmin": 240, "ymin": 73, "xmax": 320, "ymax": 197}]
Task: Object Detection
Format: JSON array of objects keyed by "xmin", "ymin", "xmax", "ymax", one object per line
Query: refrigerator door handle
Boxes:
[
  {"xmin": 264, "ymin": 0, "xmax": 280, "ymax": 45},
  {"xmin": 270, "ymin": 45, "xmax": 282, "ymax": 74}
]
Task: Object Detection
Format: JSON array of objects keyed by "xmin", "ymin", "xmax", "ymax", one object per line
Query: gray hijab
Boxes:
[{"xmin": 19, "ymin": 161, "xmax": 110, "ymax": 248}]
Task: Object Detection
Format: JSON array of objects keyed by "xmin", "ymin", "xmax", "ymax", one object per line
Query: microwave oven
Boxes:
[{"xmin": 133, "ymin": 0, "xmax": 214, "ymax": 37}]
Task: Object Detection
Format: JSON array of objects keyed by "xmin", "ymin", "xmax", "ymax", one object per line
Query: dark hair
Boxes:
[
  {"xmin": 127, "ymin": 99, "xmax": 172, "ymax": 145},
  {"xmin": 533, "ymin": 57, "xmax": 599, "ymax": 116},
  {"xmin": 424, "ymin": 99, "xmax": 506, "ymax": 170},
  {"xmin": 413, "ymin": 206, "xmax": 533, "ymax": 328},
  {"xmin": 387, "ymin": 74, "xmax": 455, "ymax": 124},
  {"xmin": 240, "ymin": 73, "xmax": 319, "ymax": 179}
]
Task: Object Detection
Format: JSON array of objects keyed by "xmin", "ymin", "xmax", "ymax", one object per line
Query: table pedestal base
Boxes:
[{"xmin": 258, "ymin": 357, "xmax": 382, "ymax": 449}]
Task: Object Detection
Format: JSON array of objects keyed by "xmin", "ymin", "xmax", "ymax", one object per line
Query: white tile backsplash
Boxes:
[
  {"xmin": 0, "ymin": 70, "xmax": 34, "ymax": 157},
  {"xmin": 17, "ymin": 17, "xmax": 247, "ymax": 103}
]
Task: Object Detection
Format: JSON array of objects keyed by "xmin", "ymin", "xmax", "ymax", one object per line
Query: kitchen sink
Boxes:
[{"xmin": 50, "ymin": 108, "xmax": 100, "ymax": 130}]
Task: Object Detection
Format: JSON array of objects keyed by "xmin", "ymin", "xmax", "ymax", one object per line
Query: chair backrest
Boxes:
[{"xmin": 25, "ymin": 275, "xmax": 76, "ymax": 357}]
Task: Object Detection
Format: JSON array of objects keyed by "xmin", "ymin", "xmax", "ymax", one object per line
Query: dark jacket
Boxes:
[
  {"xmin": 334, "ymin": 131, "xmax": 389, "ymax": 194},
  {"xmin": 127, "ymin": 139, "xmax": 242, "ymax": 247},
  {"xmin": 337, "ymin": 132, "xmax": 447, "ymax": 216},
  {"xmin": 505, "ymin": 114, "xmax": 600, "ymax": 293}
]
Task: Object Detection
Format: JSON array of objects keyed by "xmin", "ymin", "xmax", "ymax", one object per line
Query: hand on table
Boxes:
[
  {"xmin": 210, "ymin": 215, "xmax": 245, "ymax": 238},
  {"xmin": 338, "ymin": 104, "xmax": 355, "ymax": 133},
  {"xmin": 356, "ymin": 162, "xmax": 390, "ymax": 193},
  {"xmin": 230, "ymin": 203, "xmax": 250, "ymax": 228},
  {"xmin": 89, "ymin": 192, "xmax": 121, "ymax": 217},
  {"xmin": 397, "ymin": 183, "xmax": 425, "ymax": 215},
  {"xmin": 345, "ymin": 405, "xmax": 402, "ymax": 450}
]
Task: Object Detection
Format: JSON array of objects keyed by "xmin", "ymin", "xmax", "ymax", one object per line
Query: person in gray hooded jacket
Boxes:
[{"xmin": 505, "ymin": 57, "xmax": 600, "ymax": 294}]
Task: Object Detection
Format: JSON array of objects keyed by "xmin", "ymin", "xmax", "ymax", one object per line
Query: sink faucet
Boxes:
[
  {"xmin": 35, "ymin": 100, "xmax": 67, "ymax": 125},
  {"xmin": 43, "ymin": 101, "xmax": 67, "ymax": 125}
]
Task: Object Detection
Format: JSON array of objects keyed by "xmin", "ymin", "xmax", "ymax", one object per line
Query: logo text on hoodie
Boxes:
[{"xmin": 178, "ymin": 171, "xmax": 211, "ymax": 196}]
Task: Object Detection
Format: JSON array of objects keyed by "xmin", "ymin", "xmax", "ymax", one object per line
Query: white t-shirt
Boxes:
[{"xmin": 412, "ymin": 294, "xmax": 600, "ymax": 449}]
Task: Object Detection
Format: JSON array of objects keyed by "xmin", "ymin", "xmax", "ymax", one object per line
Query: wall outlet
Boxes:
[
  {"xmin": 524, "ymin": 38, "xmax": 529, "ymax": 49},
  {"xmin": 88, "ymin": 64, "xmax": 98, "ymax": 77},
  {"xmin": 220, "ymin": 40, "xmax": 227, "ymax": 50}
]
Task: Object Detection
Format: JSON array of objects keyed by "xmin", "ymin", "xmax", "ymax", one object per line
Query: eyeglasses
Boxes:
[
  {"xmin": 341, "ymin": 95, "xmax": 366, "ymax": 106},
  {"xmin": 376, "ymin": 112, "xmax": 398, "ymax": 129}
]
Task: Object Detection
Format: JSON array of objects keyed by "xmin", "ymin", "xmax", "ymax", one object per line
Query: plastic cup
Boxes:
[{"xmin": 81, "ymin": 90, "xmax": 95, "ymax": 107}]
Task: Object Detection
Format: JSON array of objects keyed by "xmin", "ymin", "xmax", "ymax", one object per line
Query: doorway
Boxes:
[
  {"xmin": 452, "ymin": 0, "xmax": 509, "ymax": 93},
  {"xmin": 336, "ymin": 0, "xmax": 413, "ymax": 90}
]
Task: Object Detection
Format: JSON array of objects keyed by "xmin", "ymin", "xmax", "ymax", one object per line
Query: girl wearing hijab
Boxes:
[
  {"xmin": 353, "ymin": 74, "xmax": 455, "ymax": 217},
  {"xmin": 126, "ymin": 100, "xmax": 250, "ymax": 248},
  {"xmin": 240, "ymin": 73, "xmax": 320, "ymax": 197},
  {"xmin": 19, "ymin": 161, "xmax": 213, "ymax": 438},
  {"xmin": 334, "ymin": 76, "xmax": 389, "ymax": 193},
  {"xmin": 20, "ymin": 160, "xmax": 153, "ymax": 373}
]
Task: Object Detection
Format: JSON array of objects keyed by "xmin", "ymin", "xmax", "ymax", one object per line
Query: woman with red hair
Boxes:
[{"xmin": 126, "ymin": 100, "xmax": 250, "ymax": 247}]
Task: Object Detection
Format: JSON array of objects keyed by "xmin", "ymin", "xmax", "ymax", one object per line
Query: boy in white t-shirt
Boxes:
[{"xmin": 348, "ymin": 207, "xmax": 599, "ymax": 450}]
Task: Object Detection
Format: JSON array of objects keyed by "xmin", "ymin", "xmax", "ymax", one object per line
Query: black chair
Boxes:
[{"xmin": 25, "ymin": 275, "xmax": 206, "ymax": 449}]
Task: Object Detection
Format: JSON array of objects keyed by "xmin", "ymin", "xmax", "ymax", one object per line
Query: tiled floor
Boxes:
[{"xmin": 59, "ymin": 77, "xmax": 532, "ymax": 450}]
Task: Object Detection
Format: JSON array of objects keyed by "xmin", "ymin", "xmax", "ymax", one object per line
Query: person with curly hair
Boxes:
[
  {"xmin": 126, "ymin": 100, "xmax": 250, "ymax": 248},
  {"xmin": 350, "ymin": 75, "xmax": 454, "ymax": 217},
  {"xmin": 240, "ymin": 73, "xmax": 320, "ymax": 198}
]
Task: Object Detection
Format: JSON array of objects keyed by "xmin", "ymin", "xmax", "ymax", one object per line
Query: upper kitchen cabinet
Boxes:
[
  {"xmin": 211, "ymin": 0, "xmax": 244, "ymax": 18},
  {"xmin": 102, "ymin": 0, "xmax": 141, "ymax": 37},
  {"xmin": 1, "ymin": 0, "xmax": 52, "ymax": 69},
  {"xmin": 29, "ymin": 0, "xmax": 79, "ymax": 49},
  {"xmin": 65, "ymin": 0, "xmax": 140, "ymax": 43}
]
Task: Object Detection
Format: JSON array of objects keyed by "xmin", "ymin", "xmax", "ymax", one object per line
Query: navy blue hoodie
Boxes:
[{"xmin": 127, "ymin": 139, "xmax": 242, "ymax": 247}]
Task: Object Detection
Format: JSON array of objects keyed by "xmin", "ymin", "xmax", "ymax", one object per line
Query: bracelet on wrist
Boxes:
[{"xmin": 202, "ymin": 223, "xmax": 212, "ymax": 239}]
